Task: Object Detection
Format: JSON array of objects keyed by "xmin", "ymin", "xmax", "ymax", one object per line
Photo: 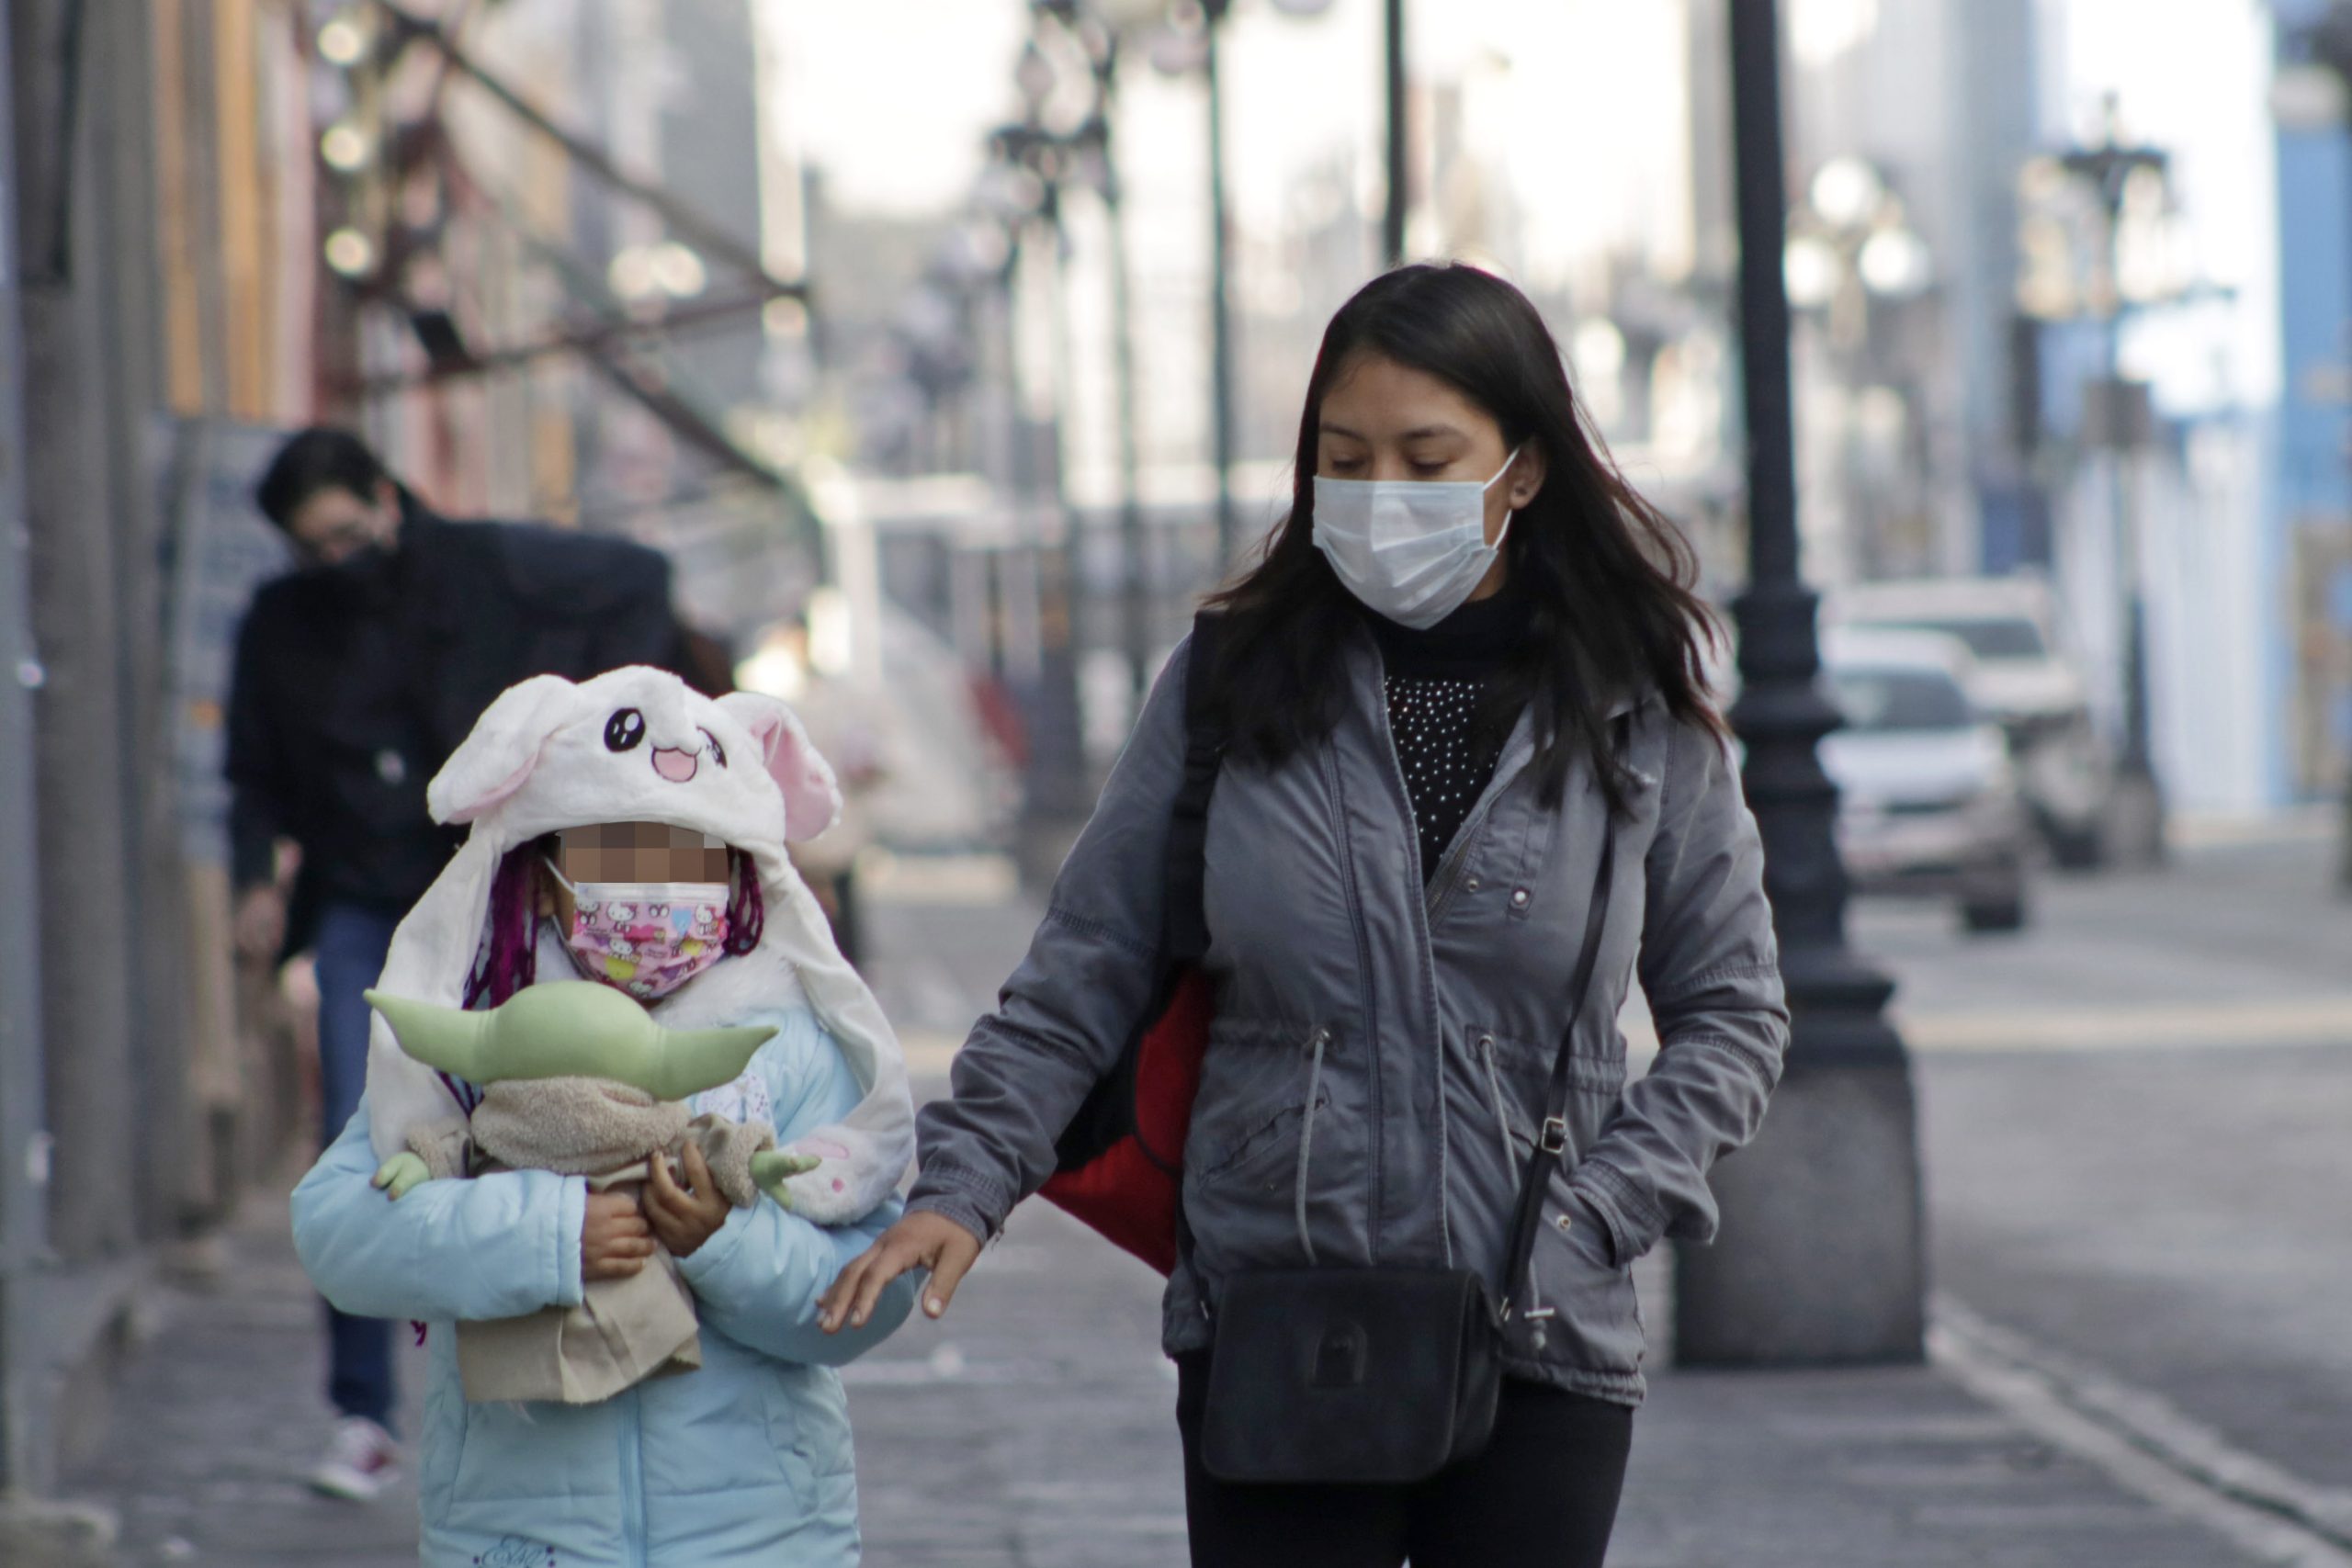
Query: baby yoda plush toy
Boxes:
[
  {"xmin": 368, "ymin": 981, "xmax": 821, "ymax": 1404},
  {"xmin": 355, "ymin": 666, "xmax": 916, "ymax": 1400}
]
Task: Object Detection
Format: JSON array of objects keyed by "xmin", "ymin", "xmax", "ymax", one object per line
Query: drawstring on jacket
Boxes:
[{"xmin": 1294, "ymin": 1027, "xmax": 1331, "ymax": 1263}]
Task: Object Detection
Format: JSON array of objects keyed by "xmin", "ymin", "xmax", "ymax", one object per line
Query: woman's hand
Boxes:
[
  {"xmin": 582, "ymin": 1189, "xmax": 656, "ymax": 1280},
  {"xmin": 643, "ymin": 1145, "xmax": 731, "ymax": 1258},
  {"xmin": 818, "ymin": 1210, "xmax": 982, "ymax": 1332}
]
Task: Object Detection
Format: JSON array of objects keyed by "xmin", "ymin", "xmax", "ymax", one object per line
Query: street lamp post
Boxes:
[
  {"xmin": 1674, "ymin": 0, "xmax": 1925, "ymax": 1368},
  {"xmin": 1382, "ymin": 0, "xmax": 1407, "ymax": 265},
  {"xmin": 1203, "ymin": 0, "xmax": 1238, "ymax": 566},
  {"xmin": 2058, "ymin": 107, "xmax": 2171, "ymax": 854},
  {"xmin": 1099, "ymin": 101, "xmax": 1152, "ymax": 709},
  {"xmin": 1038, "ymin": 0, "xmax": 1158, "ymax": 710},
  {"xmin": 1153, "ymin": 0, "xmax": 1335, "ymax": 569}
]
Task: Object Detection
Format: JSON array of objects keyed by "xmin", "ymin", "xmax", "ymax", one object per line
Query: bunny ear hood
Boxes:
[{"xmin": 363, "ymin": 665, "xmax": 914, "ymax": 1224}]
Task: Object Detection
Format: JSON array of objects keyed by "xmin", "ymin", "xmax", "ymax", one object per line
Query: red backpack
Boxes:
[{"xmin": 1038, "ymin": 615, "xmax": 1227, "ymax": 1275}]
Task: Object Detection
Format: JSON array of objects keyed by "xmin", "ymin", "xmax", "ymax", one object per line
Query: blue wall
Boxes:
[{"xmin": 2274, "ymin": 120, "xmax": 2352, "ymax": 799}]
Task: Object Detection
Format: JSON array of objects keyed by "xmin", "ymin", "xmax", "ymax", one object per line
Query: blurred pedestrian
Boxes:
[
  {"xmin": 823, "ymin": 265, "xmax": 1790, "ymax": 1567},
  {"xmin": 225, "ymin": 426, "xmax": 694, "ymax": 1500}
]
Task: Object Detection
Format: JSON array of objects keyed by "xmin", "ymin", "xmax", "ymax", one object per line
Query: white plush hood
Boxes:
[{"xmin": 362, "ymin": 666, "xmax": 911, "ymax": 1224}]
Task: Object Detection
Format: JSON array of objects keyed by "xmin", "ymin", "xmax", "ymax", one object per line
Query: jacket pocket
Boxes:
[
  {"xmin": 637, "ymin": 1337, "xmax": 812, "ymax": 1495},
  {"xmin": 1524, "ymin": 1179, "xmax": 1645, "ymax": 1378},
  {"xmin": 1183, "ymin": 1018, "xmax": 1326, "ymax": 1187},
  {"xmin": 1191, "ymin": 1097, "xmax": 1320, "ymax": 1190},
  {"xmin": 449, "ymin": 1395, "xmax": 616, "ymax": 1504},
  {"xmin": 1182, "ymin": 1021, "xmax": 1350, "ymax": 1273}
]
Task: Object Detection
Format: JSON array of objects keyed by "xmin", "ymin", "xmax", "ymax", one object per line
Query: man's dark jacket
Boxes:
[{"xmin": 225, "ymin": 501, "xmax": 692, "ymax": 952}]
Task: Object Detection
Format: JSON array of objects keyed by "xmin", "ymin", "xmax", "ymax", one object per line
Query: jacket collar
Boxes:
[{"xmin": 1340, "ymin": 615, "xmax": 1655, "ymax": 723}]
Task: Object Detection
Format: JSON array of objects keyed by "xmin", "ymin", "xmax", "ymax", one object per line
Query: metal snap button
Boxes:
[
  {"xmin": 1510, "ymin": 887, "xmax": 1531, "ymax": 908},
  {"xmin": 1554, "ymin": 1212, "xmax": 1574, "ymax": 1233},
  {"xmin": 1465, "ymin": 875, "xmax": 1482, "ymax": 892}
]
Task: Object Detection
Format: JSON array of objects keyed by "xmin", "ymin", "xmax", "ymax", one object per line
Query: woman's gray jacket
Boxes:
[{"xmin": 909, "ymin": 623, "xmax": 1789, "ymax": 1405}]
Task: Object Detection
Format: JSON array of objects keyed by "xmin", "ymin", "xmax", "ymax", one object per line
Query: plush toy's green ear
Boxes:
[
  {"xmin": 648, "ymin": 1023, "xmax": 778, "ymax": 1101},
  {"xmin": 364, "ymin": 991, "xmax": 492, "ymax": 1082},
  {"xmin": 368, "ymin": 980, "xmax": 775, "ymax": 1100}
]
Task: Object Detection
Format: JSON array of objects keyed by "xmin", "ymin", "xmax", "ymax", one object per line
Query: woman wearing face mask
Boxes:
[{"xmin": 827, "ymin": 264, "xmax": 1789, "ymax": 1567}]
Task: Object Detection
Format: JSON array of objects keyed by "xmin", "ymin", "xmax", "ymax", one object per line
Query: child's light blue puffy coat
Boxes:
[{"xmin": 292, "ymin": 1003, "xmax": 915, "ymax": 1567}]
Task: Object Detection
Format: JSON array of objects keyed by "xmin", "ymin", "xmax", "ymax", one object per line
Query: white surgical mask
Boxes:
[{"xmin": 1310, "ymin": 446, "xmax": 1523, "ymax": 629}]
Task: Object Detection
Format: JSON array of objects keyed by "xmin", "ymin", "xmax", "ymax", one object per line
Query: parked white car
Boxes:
[
  {"xmin": 1820, "ymin": 628, "xmax": 2033, "ymax": 933},
  {"xmin": 1828, "ymin": 577, "xmax": 2112, "ymax": 868}
]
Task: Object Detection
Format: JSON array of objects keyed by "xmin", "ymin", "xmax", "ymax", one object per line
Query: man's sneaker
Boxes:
[{"xmin": 310, "ymin": 1416, "xmax": 401, "ymax": 1501}]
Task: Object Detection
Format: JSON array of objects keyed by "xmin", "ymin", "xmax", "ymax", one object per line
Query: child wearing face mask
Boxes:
[{"xmin": 291, "ymin": 668, "xmax": 918, "ymax": 1568}]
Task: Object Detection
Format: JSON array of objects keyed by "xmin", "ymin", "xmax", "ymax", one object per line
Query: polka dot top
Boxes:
[
  {"xmin": 1360, "ymin": 579, "xmax": 1532, "ymax": 883},
  {"xmin": 1385, "ymin": 671, "xmax": 1501, "ymax": 879}
]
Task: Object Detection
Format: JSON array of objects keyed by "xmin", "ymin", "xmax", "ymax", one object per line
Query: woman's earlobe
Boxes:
[{"xmin": 1513, "ymin": 457, "xmax": 1548, "ymax": 509}]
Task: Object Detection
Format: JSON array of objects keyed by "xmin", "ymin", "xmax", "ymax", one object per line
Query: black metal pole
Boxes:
[
  {"xmin": 0, "ymin": 5, "xmax": 54, "ymax": 1493},
  {"xmin": 1382, "ymin": 0, "xmax": 1407, "ymax": 267},
  {"xmin": 1204, "ymin": 3, "xmax": 1238, "ymax": 566},
  {"xmin": 1725, "ymin": 0, "xmax": 1851, "ymax": 953},
  {"xmin": 2098, "ymin": 227, "xmax": 2159, "ymax": 801},
  {"xmin": 1675, "ymin": 0, "xmax": 1922, "ymax": 1369}
]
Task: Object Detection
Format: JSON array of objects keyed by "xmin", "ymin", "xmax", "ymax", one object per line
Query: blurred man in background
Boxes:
[{"xmin": 225, "ymin": 427, "xmax": 694, "ymax": 1499}]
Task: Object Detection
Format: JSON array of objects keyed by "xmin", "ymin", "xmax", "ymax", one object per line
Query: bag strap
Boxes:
[
  {"xmin": 1498, "ymin": 718, "xmax": 1625, "ymax": 1319},
  {"xmin": 1162, "ymin": 613, "xmax": 1228, "ymax": 964},
  {"xmin": 1162, "ymin": 617, "xmax": 1227, "ymax": 1260}
]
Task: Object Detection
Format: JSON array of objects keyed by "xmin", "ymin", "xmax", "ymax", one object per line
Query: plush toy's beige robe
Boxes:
[{"xmin": 431, "ymin": 1077, "xmax": 775, "ymax": 1404}]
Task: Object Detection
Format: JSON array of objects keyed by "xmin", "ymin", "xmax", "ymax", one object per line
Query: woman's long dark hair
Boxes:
[{"xmin": 1203, "ymin": 263, "xmax": 1724, "ymax": 813}]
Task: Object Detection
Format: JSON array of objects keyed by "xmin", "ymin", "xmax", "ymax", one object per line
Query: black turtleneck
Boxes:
[{"xmin": 1362, "ymin": 577, "xmax": 1532, "ymax": 881}]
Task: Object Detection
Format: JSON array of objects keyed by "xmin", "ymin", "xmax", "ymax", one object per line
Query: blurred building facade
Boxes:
[{"xmin": 2, "ymin": 0, "xmax": 822, "ymax": 1500}]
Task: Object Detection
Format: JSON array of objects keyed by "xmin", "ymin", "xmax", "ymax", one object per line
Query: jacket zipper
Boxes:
[
  {"xmin": 1317, "ymin": 745, "xmax": 1384, "ymax": 1260},
  {"xmin": 1367, "ymin": 686, "xmax": 1455, "ymax": 1265}
]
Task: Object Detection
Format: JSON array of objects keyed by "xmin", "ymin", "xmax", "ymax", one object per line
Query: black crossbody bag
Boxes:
[{"xmin": 1196, "ymin": 810, "xmax": 1619, "ymax": 1486}]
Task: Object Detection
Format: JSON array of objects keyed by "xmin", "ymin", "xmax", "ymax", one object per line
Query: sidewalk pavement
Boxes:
[
  {"xmin": 39, "ymin": 1182, "xmax": 2270, "ymax": 1568},
  {"xmin": 26, "ymin": 869, "xmax": 2290, "ymax": 1567}
]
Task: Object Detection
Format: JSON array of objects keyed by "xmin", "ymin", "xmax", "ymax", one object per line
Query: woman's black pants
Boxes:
[{"xmin": 1175, "ymin": 1354, "xmax": 1634, "ymax": 1568}]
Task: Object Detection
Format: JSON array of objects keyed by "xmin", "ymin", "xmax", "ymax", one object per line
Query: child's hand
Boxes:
[
  {"xmin": 582, "ymin": 1190, "xmax": 656, "ymax": 1280},
  {"xmin": 643, "ymin": 1145, "xmax": 731, "ymax": 1258}
]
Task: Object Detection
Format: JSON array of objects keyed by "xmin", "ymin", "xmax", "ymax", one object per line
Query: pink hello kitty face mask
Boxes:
[{"xmin": 544, "ymin": 860, "xmax": 731, "ymax": 1000}]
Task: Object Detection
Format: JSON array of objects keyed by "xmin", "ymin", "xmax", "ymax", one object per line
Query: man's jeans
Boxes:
[{"xmin": 314, "ymin": 902, "xmax": 402, "ymax": 1431}]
